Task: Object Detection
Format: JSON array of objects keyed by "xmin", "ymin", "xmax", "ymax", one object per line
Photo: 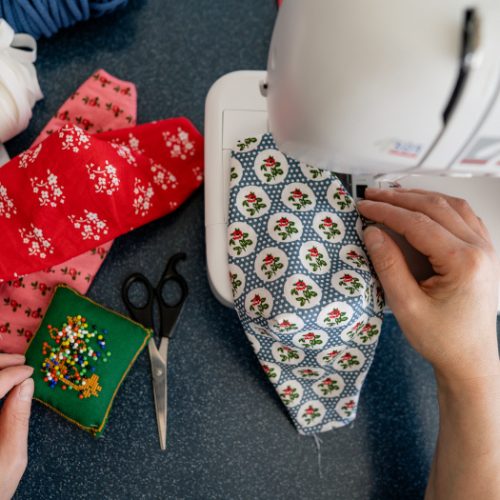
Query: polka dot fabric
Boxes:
[{"xmin": 227, "ymin": 133, "xmax": 385, "ymax": 435}]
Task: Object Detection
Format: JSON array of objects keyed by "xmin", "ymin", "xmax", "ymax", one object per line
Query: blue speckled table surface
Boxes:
[{"xmin": 6, "ymin": 1, "xmax": 443, "ymax": 498}]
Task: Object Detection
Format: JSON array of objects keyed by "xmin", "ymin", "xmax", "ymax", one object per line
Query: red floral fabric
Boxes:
[{"xmin": 0, "ymin": 119, "xmax": 203, "ymax": 283}]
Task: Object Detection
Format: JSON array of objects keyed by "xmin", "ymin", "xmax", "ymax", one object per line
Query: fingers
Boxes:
[
  {"xmin": 0, "ymin": 378, "xmax": 34, "ymax": 499},
  {"xmin": 0, "ymin": 365, "xmax": 33, "ymax": 399},
  {"xmin": 363, "ymin": 226, "xmax": 424, "ymax": 313},
  {"xmin": 476, "ymin": 217, "xmax": 495, "ymax": 245},
  {"xmin": 392, "ymin": 188, "xmax": 491, "ymax": 242},
  {"xmin": 364, "ymin": 188, "xmax": 480, "ymax": 245},
  {"xmin": 358, "ymin": 200, "xmax": 464, "ymax": 273},
  {"xmin": 0, "ymin": 354, "xmax": 26, "ymax": 370}
]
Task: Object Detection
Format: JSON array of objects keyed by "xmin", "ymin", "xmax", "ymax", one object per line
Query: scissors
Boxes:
[{"xmin": 122, "ymin": 252, "xmax": 188, "ymax": 451}]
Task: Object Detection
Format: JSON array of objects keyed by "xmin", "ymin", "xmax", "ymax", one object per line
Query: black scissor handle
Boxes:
[
  {"xmin": 122, "ymin": 272, "xmax": 156, "ymax": 329},
  {"xmin": 157, "ymin": 253, "xmax": 189, "ymax": 338}
]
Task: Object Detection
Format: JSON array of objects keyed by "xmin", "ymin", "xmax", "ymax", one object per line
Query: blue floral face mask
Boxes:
[{"xmin": 227, "ymin": 133, "xmax": 384, "ymax": 435}]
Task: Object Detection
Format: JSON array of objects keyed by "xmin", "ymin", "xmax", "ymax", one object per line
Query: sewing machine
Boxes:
[{"xmin": 205, "ymin": 0, "xmax": 500, "ymax": 308}]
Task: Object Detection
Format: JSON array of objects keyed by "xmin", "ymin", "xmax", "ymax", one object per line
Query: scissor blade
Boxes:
[{"xmin": 148, "ymin": 338, "xmax": 169, "ymax": 451}]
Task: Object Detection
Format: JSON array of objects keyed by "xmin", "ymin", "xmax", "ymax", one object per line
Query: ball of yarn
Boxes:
[
  {"xmin": 0, "ymin": 19, "xmax": 43, "ymax": 143},
  {"xmin": 0, "ymin": 0, "xmax": 128, "ymax": 39}
]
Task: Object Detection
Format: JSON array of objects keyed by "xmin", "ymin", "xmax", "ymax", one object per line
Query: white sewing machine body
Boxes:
[{"xmin": 204, "ymin": 0, "xmax": 500, "ymax": 308}]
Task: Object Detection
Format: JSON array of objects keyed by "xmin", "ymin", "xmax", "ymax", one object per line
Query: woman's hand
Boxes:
[
  {"xmin": 358, "ymin": 188, "xmax": 500, "ymax": 383},
  {"xmin": 0, "ymin": 354, "xmax": 34, "ymax": 500}
]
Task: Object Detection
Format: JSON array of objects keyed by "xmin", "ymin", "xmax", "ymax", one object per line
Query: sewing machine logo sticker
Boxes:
[
  {"xmin": 376, "ymin": 138, "xmax": 423, "ymax": 159},
  {"xmin": 41, "ymin": 315, "xmax": 110, "ymax": 399}
]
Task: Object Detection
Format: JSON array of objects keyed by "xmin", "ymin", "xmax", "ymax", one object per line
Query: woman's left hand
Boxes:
[{"xmin": 0, "ymin": 354, "xmax": 34, "ymax": 500}]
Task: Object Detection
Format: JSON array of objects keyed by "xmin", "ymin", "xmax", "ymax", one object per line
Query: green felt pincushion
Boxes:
[{"xmin": 25, "ymin": 284, "xmax": 152, "ymax": 437}]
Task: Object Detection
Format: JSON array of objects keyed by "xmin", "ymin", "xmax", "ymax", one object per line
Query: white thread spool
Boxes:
[{"xmin": 0, "ymin": 19, "xmax": 43, "ymax": 164}]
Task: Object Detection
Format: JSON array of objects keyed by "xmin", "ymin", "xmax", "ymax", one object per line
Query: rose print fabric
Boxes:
[
  {"xmin": 228, "ymin": 133, "xmax": 384, "ymax": 435},
  {"xmin": 33, "ymin": 69, "xmax": 137, "ymax": 145},
  {"xmin": 0, "ymin": 69, "xmax": 136, "ymax": 354},
  {"xmin": 0, "ymin": 118, "xmax": 203, "ymax": 353},
  {"xmin": 0, "ymin": 247, "xmax": 111, "ymax": 352}
]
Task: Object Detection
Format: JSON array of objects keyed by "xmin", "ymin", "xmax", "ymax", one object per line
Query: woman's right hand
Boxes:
[
  {"xmin": 358, "ymin": 188, "xmax": 500, "ymax": 383},
  {"xmin": 0, "ymin": 354, "xmax": 34, "ymax": 500}
]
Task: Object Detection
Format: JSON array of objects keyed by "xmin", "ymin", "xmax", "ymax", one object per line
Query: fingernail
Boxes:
[
  {"xmin": 18, "ymin": 378, "xmax": 34, "ymax": 402},
  {"xmin": 357, "ymin": 199, "xmax": 374, "ymax": 208},
  {"xmin": 364, "ymin": 187, "xmax": 380, "ymax": 196},
  {"xmin": 363, "ymin": 226, "xmax": 385, "ymax": 251},
  {"xmin": 12, "ymin": 354, "xmax": 25, "ymax": 362}
]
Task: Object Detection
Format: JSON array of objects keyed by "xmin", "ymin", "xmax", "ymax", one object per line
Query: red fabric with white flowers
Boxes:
[{"xmin": 0, "ymin": 119, "xmax": 203, "ymax": 282}]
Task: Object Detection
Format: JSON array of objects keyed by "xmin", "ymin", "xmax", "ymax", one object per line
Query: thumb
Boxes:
[
  {"xmin": 0, "ymin": 377, "xmax": 34, "ymax": 494},
  {"xmin": 363, "ymin": 225, "xmax": 423, "ymax": 314}
]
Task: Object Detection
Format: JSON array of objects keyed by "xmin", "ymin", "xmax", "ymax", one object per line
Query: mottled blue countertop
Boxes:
[{"xmin": 8, "ymin": 1, "xmax": 442, "ymax": 498}]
